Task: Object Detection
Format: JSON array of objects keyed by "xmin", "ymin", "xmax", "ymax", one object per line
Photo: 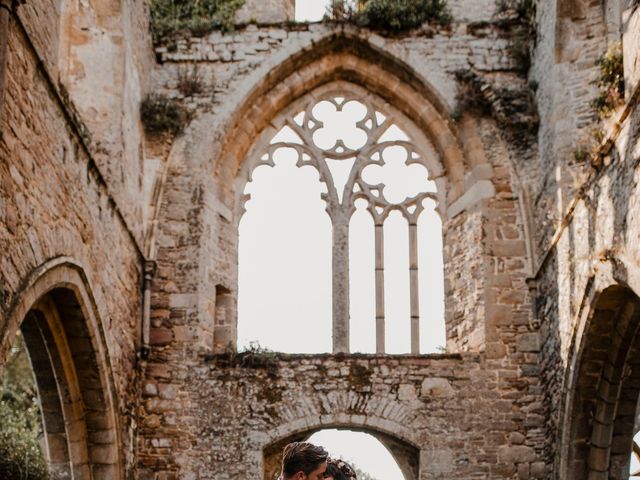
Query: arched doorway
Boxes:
[
  {"xmin": 563, "ymin": 285, "xmax": 640, "ymax": 479},
  {"xmin": 0, "ymin": 262, "xmax": 122, "ymax": 479},
  {"xmin": 263, "ymin": 426, "xmax": 418, "ymax": 480}
]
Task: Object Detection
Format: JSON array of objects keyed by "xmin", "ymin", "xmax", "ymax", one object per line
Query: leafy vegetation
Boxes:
[
  {"xmin": 150, "ymin": 0, "xmax": 245, "ymax": 44},
  {"xmin": 141, "ymin": 93, "xmax": 192, "ymax": 136},
  {"xmin": 326, "ymin": 0, "xmax": 452, "ymax": 32},
  {"xmin": 0, "ymin": 333, "xmax": 50, "ymax": 480},
  {"xmin": 495, "ymin": 0, "xmax": 536, "ymax": 72},
  {"xmin": 591, "ymin": 43, "xmax": 625, "ymax": 118}
]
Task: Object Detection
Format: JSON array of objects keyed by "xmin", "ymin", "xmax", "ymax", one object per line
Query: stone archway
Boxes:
[
  {"xmin": 262, "ymin": 424, "xmax": 419, "ymax": 480},
  {"xmin": 0, "ymin": 258, "xmax": 122, "ymax": 479},
  {"xmin": 563, "ymin": 284, "xmax": 640, "ymax": 479}
]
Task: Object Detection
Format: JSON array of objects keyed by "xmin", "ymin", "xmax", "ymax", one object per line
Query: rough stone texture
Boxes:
[
  {"xmin": 0, "ymin": 0, "xmax": 639, "ymax": 479},
  {"xmin": 0, "ymin": 8, "xmax": 147, "ymax": 477},
  {"xmin": 139, "ymin": 353, "xmax": 541, "ymax": 479}
]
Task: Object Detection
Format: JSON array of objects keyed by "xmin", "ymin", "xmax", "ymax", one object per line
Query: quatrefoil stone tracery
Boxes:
[{"xmin": 244, "ymin": 92, "xmax": 438, "ymax": 354}]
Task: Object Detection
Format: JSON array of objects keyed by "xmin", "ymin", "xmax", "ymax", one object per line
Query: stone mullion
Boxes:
[
  {"xmin": 409, "ymin": 221, "xmax": 420, "ymax": 354},
  {"xmin": 332, "ymin": 210, "xmax": 350, "ymax": 353},
  {"xmin": 375, "ymin": 221, "xmax": 385, "ymax": 354}
]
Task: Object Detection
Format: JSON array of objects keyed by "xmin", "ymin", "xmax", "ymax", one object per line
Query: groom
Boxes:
[{"xmin": 279, "ymin": 441, "xmax": 328, "ymax": 480}]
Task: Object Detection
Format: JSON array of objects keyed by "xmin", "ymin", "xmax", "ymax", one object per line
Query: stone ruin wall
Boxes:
[
  {"xmin": 140, "ymin": 1, "xmax": 541, "ymax": 477},
  {"xmin": 529, "ymin": 0, "xmax": 640, "ymax": 476},
  {"xmin": 139, "ymin": 353, "xmax": 542, "ymax": 479},
  {"xmin": 0, "ymin": 3, "xmax": 152, "ymax": 475},
  {"xmin": 0, "ymin": 0, "xmax": 639, "ymax": 478}
]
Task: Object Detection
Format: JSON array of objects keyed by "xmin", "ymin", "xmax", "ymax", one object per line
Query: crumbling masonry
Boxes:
[{"xmin": 1, "ymin": 0, "xmax": 640, "ymax": 478}]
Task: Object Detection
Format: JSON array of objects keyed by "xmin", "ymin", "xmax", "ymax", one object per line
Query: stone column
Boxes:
[
  {"xmin": 409, "ymin": 221, "xmax": 420, "ymax": 354},
  {"xmin": 332, "ymin": 211, "xmax": 350, "ymax": 353},
  {"xmin": 375, "ymin": 221, "xmax": 385, "ymax": 353}
]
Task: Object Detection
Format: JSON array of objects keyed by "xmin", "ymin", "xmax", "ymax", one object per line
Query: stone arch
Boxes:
[
  {"xmin": 0, "ymin": 257, "xmax": 123, "ymax": 479},
  {"xmin": 150, "ymin": 31, "xmax": 504, "ymax": 356},
  {"xmin": 258, "ymin": 415, "xmax": 420, "ymax": 480},
  {"xmin": 561, "ymin": 280, "xmax": 640, "ymax": 479},
  {"xmin": 211, "ymin": 34, "xmax": 490, "ymax": 211},
  {"xmin": 148, "ymin": 33, "xmax": 495, "ymax": 257}
]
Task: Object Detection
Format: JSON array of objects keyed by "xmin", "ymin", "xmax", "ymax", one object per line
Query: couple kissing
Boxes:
[{"xmin": 278, "ymin": 442, "xmax": 357, "ymax": 480}]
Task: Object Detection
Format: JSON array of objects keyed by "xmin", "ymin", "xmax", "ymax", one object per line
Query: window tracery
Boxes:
[{"xmin": 241, "ymin": 87, "xmax": 441, "ymax": 353}]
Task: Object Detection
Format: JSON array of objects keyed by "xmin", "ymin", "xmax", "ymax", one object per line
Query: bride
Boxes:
[{"xmin": 324, "ymin": 458, "xmax": 357, "ymax": 480}]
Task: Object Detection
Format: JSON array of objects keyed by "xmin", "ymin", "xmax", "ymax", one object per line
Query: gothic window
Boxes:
[{"xmin": 239, "ymin": 86, "xmax": 445, "ymax": 354}]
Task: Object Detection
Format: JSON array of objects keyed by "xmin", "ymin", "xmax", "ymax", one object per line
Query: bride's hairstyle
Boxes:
[{"xmin": 325, "ymin": 458, "xmax": 357, "ymax": 480}]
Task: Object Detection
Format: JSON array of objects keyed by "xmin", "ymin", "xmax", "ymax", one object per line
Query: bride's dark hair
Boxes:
[{"xmin": 325, "ymin": 458, "xmax": 357, "ymax": 480}]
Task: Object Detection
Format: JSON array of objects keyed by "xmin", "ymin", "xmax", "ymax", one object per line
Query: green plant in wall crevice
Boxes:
[
  {"xmin": 591, "ymin": 42, "xmax": 625, "ymax": 119},
  {"xmin": 140, "ymin": 93, "xmax": 192, "ymax": 136}
]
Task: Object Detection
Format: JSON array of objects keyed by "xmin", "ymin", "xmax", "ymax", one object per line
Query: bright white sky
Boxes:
[
  {"xmin": 308, "ymin": 430, "xmax": 404, "ymax": 480},
  {"xmin": 295, "ymin": 0, "xmax": 332, "ymax": 21},
  {"xmin": 237, "ymin": 98, "xmax": 445, "ymax": 478}
]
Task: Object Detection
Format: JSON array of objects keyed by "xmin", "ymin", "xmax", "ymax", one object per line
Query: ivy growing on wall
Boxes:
[
  {"xmin": 326, "ymin": 0, "xmax": 452, "ymax": 32},
  {"xmin": 150, "ymin": 0, "xmax": 245, "ymax": 44}
]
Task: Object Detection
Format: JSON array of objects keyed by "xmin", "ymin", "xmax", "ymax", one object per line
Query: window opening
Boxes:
[
  {"xmin": 214, "ymin": 285, "xmax": 235, "ymax": 352},
  {"xmin": 239, "ymin": 90, "xmax": 445, "ymax": 353}
]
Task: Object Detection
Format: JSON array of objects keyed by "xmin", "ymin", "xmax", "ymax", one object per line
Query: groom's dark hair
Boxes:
[{"xmin": 281, "ymin": 442, "xmax": 328, "ymax": 478}]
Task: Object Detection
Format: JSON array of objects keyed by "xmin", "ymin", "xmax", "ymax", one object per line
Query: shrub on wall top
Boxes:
[
  {"xmin": 150, "ymin": 0, "xmax": 245, "ymax": 43},
  {"xmin": 327, "ymin": 0, "xmax": 452, "ymax": 32},
  {"xmin": 358, "ymin": 0, "xmax": 451, "ymax": 30}
]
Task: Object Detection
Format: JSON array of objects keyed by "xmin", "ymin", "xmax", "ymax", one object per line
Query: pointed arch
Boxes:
[
  {"xmin": 0, "ymin": 257, "xmax": 123, "ymax": 479},
  {"xmin": 211, "ymin": 33, "xmax": 486, "ymax": 209},
  {"xmin": 257, "ymin": 414, "xmax": 420, "ymax": 480},
  {"xmin": 561, "ymin": 279, "xmax": 640, "ymax": 479}
]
